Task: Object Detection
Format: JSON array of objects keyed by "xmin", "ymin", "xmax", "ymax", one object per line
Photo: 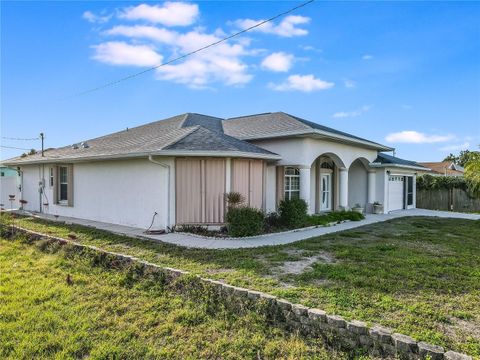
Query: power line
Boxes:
[
  {"xmin": 71, "ymin": 0, "xmax": 315, "ymax": 98},
  {"xmin": 1, "ymin": 145, "xmax": 33, "ymax": 151},
  {"xmin": 1, "ymin": 136, "xmax": 39, "ymax": 141}
]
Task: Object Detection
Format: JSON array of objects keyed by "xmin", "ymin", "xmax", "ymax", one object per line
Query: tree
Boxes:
[
  {"xmin": 443, "ymin": 149, "xmax": 480, "ymax": 167},
  {"xmin": 464, "ymin": 149, "xmax": 480, "ymax": 197},
  {"xmin": 443, "ymin": 153, "xmax": 457, "ymax": 163}
]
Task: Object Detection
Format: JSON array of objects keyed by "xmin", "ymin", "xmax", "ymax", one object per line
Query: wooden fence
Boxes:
[{"xmin": 416, "ymin": 189, "xmax": 480, "ymax": 212}]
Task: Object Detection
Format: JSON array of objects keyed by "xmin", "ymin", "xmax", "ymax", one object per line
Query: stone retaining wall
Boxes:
[{"xmin": 6, "ymin": 226, "xmax": 472, "ymax": 360}]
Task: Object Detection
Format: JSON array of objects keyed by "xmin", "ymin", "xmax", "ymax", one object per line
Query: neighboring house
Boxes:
[
  {"xmin": 0, "ymin": 166, "xmax": 21, "ymax": 208},
  {"xmin": 418, "ymin": 161, "xmax": 464, "ymax": 177},
  {"xmin": 0, "ymin": 166, "xmax": 18, "ymax": 177},
  {"xmin": 1, "ymin": 112, "xmax": 426, "ymax": 230}
]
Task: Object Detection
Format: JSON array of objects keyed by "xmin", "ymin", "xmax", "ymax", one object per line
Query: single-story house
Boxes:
[
  {"xmin": 417, "ymin": 161, "xmax": 464, "ymax": 177},
  {"xmin": 1, "ymin": 112, "xmax": 426, "ymax": 230}
]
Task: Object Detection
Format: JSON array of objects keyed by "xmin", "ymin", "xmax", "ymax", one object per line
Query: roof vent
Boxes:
[
  {"xmin": 81, "ymin": 142, "xmax": 89, "ymax": 149},
  {"xmin": 72, "ymin": 144, "xmax": 79, "ymax": 149}
]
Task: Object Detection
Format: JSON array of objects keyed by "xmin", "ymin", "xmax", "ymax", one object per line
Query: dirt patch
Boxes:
[
  {"xmin": 443, "ymin": 316, "xmax": 480, "ymax": 345},
  {"xmin": 274, "ymin": 251, "xmax": 336, "ymax": 275}
]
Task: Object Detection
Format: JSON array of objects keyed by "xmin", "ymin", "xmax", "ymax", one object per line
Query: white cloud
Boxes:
[
  {"xmin": 362, "ymin": 54, "xmax": 374, "ymax": 60},
  {"xmin": 233, "ymin": 15, "xmax": 310, "ymax": 37},
  {"xmin": 119, "ymin": 2, "xmax": 199, "ymax": 26},
  {"xmin": 261, "ymin": 52, "xmax": 294, "ymax": 72},
  {"xmin": 91, "ymin": 41, "xmax": 162, "ymax": 67},
  {"xmin": 101, "ymin": 24, "xmax": 252, "ymax": 87},
  {"xmin": 385, "ymin": 131, "xmax": 454, "ymax": 144},
  {"xmin": 343, "ymin": 79, "xmax": 356, "ymax": 88},
  {"xmin": 156, "ymin": 56, "xmax": 252, "ymax": 88},
  {"xmin": 299, "ymin": 44, "xmax": 321, "ymax": 52},
  {"xmin": 82, "ymin": 10, "xmax": 111, "ymax": 24},
  {"xmin": 269, "ymin": 74, "xmax": 334, "ymax": 92},
  {"xmin": 104, "ymin": 25, "xmax": 178, "ymax": 43},
  {"xmin": 332, "ymin": 105, "xmax": 371, "ymax": 118},
  {"xmin": 439, "ymin": 142, "xmax": 470, "ymax": 151},
  {"xmin": 155, "ymin": 31, "xmax": 252, "ymax": 87}
]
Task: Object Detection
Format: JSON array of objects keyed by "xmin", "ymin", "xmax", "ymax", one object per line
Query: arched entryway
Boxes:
[
  {"xmin": 311, "ymin": 153, "xmax": 346, "ymax": 213},
  {"xmin": 348, "ymin": 158, "xmax": 369, "ymax": 209}
]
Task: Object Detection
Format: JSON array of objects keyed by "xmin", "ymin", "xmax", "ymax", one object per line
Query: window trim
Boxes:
[
  {"xmin": 58, "ymin": 166, "xmax": 69, "ymax": 204},
  {"xmin": 284, "ymin": 166, "xmax": 300, "ymax": 200},
  {"xmin": 49, "ymin": 167, "xmax": 54, "ymax": 188}
]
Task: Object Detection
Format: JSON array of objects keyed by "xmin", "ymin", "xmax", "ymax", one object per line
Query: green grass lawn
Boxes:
[
  {"xmin": 7, "ymin": 215, "xmax": 480, "ymax": 357},
  {"xmin": 0, "ymin": 237, "xmax": 346, "ymax": 360}
]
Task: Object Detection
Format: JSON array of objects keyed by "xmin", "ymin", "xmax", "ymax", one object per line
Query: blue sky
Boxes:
[{"xmin": 1, "ymin": 1, "xmax": 479, "ymax": 161}]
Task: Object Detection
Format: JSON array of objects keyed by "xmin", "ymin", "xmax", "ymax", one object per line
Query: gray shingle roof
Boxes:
[
  {"xmin": 3, "ymin": 113, "xmax": 278, "ymax": 165},
  {"xmin": 164, "ymin": 126, "xmax": 274, "ymax": 154},
  {"xmin": 223, "ymin": 112, "xmax": 391, "ymax": 150},
  {"xmin": 374, "ymin": 153, "xmax": 425, "ymax": 168}
]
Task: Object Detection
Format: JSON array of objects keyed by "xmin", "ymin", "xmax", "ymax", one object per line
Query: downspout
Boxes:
[{"xmin": 148, "ymin": 155, "xmax": 171, "ymax": 232}]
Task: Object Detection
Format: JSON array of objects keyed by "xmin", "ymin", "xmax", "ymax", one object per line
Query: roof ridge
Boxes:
[
  {"xmin": 178, "ymin": 113, "xmax": 190, "ymax": 129},
  {"xmin": 160, "ymin": 125, "xmax": 200, "ymax": 150},
  {"xmin": 225, "ymin": 112, "xmax": 273, "ymax": 120}
]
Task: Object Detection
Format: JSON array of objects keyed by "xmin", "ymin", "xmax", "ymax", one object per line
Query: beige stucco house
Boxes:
[{"xmin": 1, "ymin": 112, "xmax": 426, "ymax": 230}]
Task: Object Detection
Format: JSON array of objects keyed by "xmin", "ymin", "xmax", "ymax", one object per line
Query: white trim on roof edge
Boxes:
[
  {"xmin": 237, "ymin": 129, "xmax": 393, "ymax": 151},
  {"xmin": 370, "ymin": 162, "xmax": 428, "ymax": 171},
  {"xmin": 1, "ymin": 150, "xmax": 281, "ymax": 166}
]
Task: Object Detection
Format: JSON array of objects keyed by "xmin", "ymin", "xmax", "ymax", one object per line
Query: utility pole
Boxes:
[{"xmin": 40, "ymin": 133, "xmax": 44, "ymax": 157}]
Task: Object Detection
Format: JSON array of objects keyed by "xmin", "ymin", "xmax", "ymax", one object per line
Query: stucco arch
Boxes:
[
  {"xmin": 310, "ymin": 152, "xmax": 346, "ymax": 169},
  {"xmin": 348, "ymin": 158, "xmax": 369, "ymax": 208},
  {"xmin": 348, "ymin": 156, "xmax": 370, "ymax": 170}
]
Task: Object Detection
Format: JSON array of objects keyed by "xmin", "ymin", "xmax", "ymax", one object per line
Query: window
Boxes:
[
  {"xmin": 59, "ymin": 166, "xmax": 68, "ymax": 202},
  {"xmin": 406, "ymin": 176, "xmax": 414, "ymax": 206},
  {"xmin": 284, "ymin": 167, "xmax": 300, "ymax": 200},
  {"xmin": 49, "ymin": 167, "xmax": 54, "ymax": 187}
]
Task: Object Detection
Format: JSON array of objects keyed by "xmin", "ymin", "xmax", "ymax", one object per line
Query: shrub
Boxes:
[
  {"xmin": 225, "ymin": 192, "xmax": 245, "ymax": 209},
  {"xmin": 306, "ymin": 210, "xmax": 365, "ymax": 226},
  {"xmin": 264, "ymin": 212, "xmax": 282, "ymax": 232},
  {"xmin": 278, "ymin": 198, "xmax": 308, "ymax": 229},
  {"xmin": 225, "ymin": 207, "xmax": 265, "ymax": 237},
  {"xmin": 417, "ymin": 174, "xmax": 468, "ymax": 191}
]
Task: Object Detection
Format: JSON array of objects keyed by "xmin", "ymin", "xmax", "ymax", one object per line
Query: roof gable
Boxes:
[{"xmin": 223, "ymin": 112, "xmax": 391, "ymax": 150}]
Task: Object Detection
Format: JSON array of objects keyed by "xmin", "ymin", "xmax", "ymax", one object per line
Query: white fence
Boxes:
[{"xmin": 0, "ymin": 176, "xmax": 21, "ymax": 209}]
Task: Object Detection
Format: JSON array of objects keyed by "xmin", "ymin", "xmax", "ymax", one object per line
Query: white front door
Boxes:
[{"xmin": 320, "ymin": 173, "xmax": 332, "ymax": 211}]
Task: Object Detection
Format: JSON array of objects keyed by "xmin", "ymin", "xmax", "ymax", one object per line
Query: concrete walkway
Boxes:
[{"xmin": 19, "ymin": 208, "xmax": 479, "ymax": 249}]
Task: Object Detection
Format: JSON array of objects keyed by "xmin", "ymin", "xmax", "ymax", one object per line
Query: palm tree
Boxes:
[{"xmin": 465, "ymin": 149, "xmax": 480, "ymax": 196}]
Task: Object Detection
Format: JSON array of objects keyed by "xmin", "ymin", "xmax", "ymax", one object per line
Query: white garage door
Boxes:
[{"xmin": 388, "ymin": 175, "xmax": 404, "ymax": 212}]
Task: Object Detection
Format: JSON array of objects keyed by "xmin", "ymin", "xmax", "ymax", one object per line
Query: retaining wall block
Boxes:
[
  {"xmin": 369, "ymin": 325, "xmax": 393, "ymax": 344},
  {"xmin": 347, "ymin": 320, "xmax": 368, "ymax": 335},
  {"xmin": 232, "ymin": 286, "xmax": 248, "ymax": 299},
  {"xmin": 246, "ymin": 290, "xmax": 262, "ymax": 301},
  {"xmin": 326, "ymin": 314, "xmax": 347, "ymax": 328},
  {"xmin": 359, "ymin": 334, "xmax": 374, "ymax": 348},
  {"xmin": 381, "ymin": 343, "xmax": 397, "ymax": 357},
  {"xmin": 308, "ymin": 308, "xmax": 327, "ymax": 323},
  {"xmin": 418, "ymin": 341, "xmax": 444, "ymax": 360},
  {"xmin": 392, "ymin": 333, "xmax": 418, "ymax": 355},
  {"xmin": 276, "ymin": 299, "xmax": 293, "ymax": 312},
  {"xmin": 444, "ymin": 351, "xmax": 472, "ymax": 360},
  {"xmin": 292, "ymin": 304, "xmax": 309, "ymax": 317}
]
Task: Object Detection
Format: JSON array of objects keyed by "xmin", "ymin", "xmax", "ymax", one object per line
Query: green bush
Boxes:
[
  {"xmin": 306, "ymin": 210, "xmax": 365, "ymax": 226},
  {"xmin": 264, "ymin": 212, "xmax": 282, "ymax": 232},
  {"xmin": 278, "ymin": 198, "xmax": 308, "ymax": 229},
  {"xmin": 417, "ymin": 174, "xmax": 468, "ymax": 191},
  {"xmin": 225, "ymin": 207, "xmax": 265, "ymax": 237}
]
